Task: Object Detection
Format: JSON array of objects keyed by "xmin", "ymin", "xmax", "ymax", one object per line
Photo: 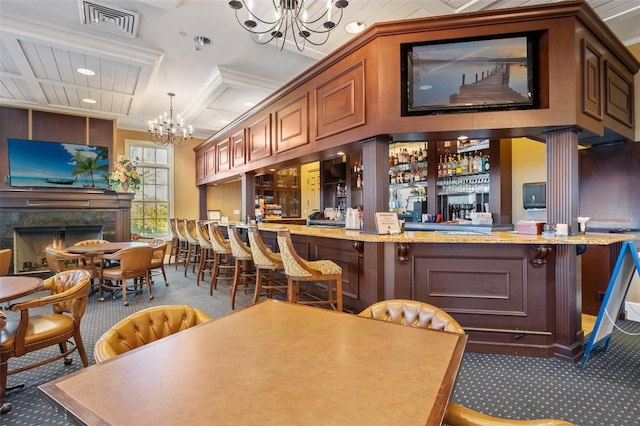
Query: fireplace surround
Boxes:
[{"xmin": 0, "ymin": 189, "xmax": 133, "ymax": 275}]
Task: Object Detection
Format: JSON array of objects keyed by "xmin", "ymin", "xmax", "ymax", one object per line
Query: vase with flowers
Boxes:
[{"xmin": 109, "ymin": 156, "xmax": 140, "ymax": 192}]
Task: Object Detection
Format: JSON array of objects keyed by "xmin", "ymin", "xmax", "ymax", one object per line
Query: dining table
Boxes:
[
  {"xmin": 0, "ymin": 276, "xmax": 44, "ymax": 304},
  {"xmin": 39, "ymin": 299, "xmax": 467, "ymax": 425},
  {"xmin": 65, "ymin": 241, "xmax": 148, "ymax": 255}
]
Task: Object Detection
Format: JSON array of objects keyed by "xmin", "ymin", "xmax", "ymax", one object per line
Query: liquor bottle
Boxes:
[
  {"xmin": 455, "ymin": 154, "xmax": 462, "ymax": 175},
  {"xmin": 437, "ymin": 155, "xmax": 443, "ymax": 177},
  {"xmin": 417, "ymin": 146, "xmax": 425, "ymax": 162},
  {"xmin": 460, "ymin": 153, "xmax": 469, "ymax": 175},
  {"xmin": 484, "ymin": 154, "xmax": 490, "ymax": 171},
  {"xmin": 356, "ymin": 173, "xmax": 362, "ymax": 188}
]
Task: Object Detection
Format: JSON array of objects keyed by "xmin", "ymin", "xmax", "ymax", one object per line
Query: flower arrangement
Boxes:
[{"xmin": 109, "ymin": 155, "xmax": 140, "ymax": 192}]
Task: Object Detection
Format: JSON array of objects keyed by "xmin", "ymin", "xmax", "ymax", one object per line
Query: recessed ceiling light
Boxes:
[
  {"xmin": 82, "ymin": 98, "xmax": 97, "ymax": 104},
  {"xmin": 457, "ymin": 135, "xmax": 468, "ymax": 141},
  {"xmin": 345, "ymin": 21, "xmax": 366, "ymax": 34},
  {"xmin": 337, "ymin": 151, "xmax": 345, "ymax": 156},
  {"xmin": 77, "ymin": 68, "xmax": 95, "ymax": 76}
]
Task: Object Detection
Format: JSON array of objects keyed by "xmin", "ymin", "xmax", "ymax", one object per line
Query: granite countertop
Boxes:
[{"xmin": 251, "ymin": 223, "xmax": 636, "ymax": 246}]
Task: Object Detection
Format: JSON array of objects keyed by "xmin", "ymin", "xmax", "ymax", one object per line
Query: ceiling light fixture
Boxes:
[
  {"xmin": 345, "ymin": 21, "xmax": 365, "ymax": 34},
  {"xmin": 77, "ymin": 68, "xmax": 95, "ymax": 76},
  {"xmin": 82, "ymin": 98, "xmax": 97, "ymax": 104},
  {"xmin": 193, "ymin": 35, "xmax": 211, "ymax": 51},
  {"xmin": 148, "ymin": 93, "xmax": 193, "ymax": 148},
  {"xmin": 228, "ymin": 0, "xmax": 349, "ymax": 52}
]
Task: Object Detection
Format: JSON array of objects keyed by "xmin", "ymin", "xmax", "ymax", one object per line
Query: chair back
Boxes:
[
  {"xmin": 169, "ymin": 218, "xmax": 179, "ymax": 240},
  {"xmin": 0, "ymin": 248, "xmax": 12, "ymax": 276},
  {"xmin": 73, "ymin": 239, "xmax": 109, "ymax": 246},
  {"xmin": 228, "ymin": 224, "xmax": 252, "ymax": 260},
  {"xmin": 175, "ymin": 219, "xmax": 189, "ymax": 242},
  {"xmin": 94, "ymin": 305, "xmax": 212, "ymax": 362},
  {"xmin": 148, "ymin": 238, "xmax": 167, "ymax": 265},
  {"xmin": 42, "ymin": 269, "xmax": 92, "ymax": 318},
  {"xmin": 207, "ymin": 222, "xmax": 231, "ymax": 254},
  {"xmin": 276, "ymin": 229, "xmax": 313, "ymax": 278},
  {"xmin": 357, "ymin": 299, "xmax": 464, "ymax": 334},
  {"xmin": 185, "ymin": 220, "xmax": 200, "ymax": 245},
  {"xmin": 247, "ymin": 226, "xmax": 281, "ymax": 268},
  {"xmin": 110, "ymin": 246, "xmax": 155, "ymax": 279},
  {"xmin": 195, "ymin": 220, "xmax": 212, "ymax": 248},
  {"xmin": 45, "ymin": 246, "xmax": 81, "ymax": 273}
]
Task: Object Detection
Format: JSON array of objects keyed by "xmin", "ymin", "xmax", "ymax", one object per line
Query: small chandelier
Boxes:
[
  {"xmin": 148, "ymin": 93, "xmax": 193, "ymax": 148},
  {"xmin": 228, "ymin": 0, "xmax": 349, "ymax": 52}
]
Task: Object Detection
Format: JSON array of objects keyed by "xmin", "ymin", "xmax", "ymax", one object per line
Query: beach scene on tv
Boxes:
[
  {"xmin": 8, "ymin": 139, "xmax": 109, "ymax": 189},
  {"xmin": 408, "ymin": 36, "xmax": 532, "ymax": 111}
]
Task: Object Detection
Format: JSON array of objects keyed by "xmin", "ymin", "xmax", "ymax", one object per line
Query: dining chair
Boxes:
[
  {"xmin": 45, "ymin": 247, "xmax": 100, "ymax": 290},
  {"xmin": 207, "ymin": 222, "xmax": 234, "ymax": 296},
  {"xmin": 94, "ymin": 305, "xmax": 212, "ymax": 363},
  {"xmin": 71, "ymin": 239, "xmax": 111, "ymax": 269},
  {"xmin": 227, "ymin": 224, "xmax": 256, "ymax": 310},
  {"xmin": 442, "ymin": 403, "xmax": 575, "ymax": 426},
  {"xmin": 357, "ymin": 299, "xmax": 465, "ymax": 334},
  {"xmin": 246, "ymin": 226, "xmax": 287, "ymax": 304},
  {"xmin": 0, "ymin": 270, "xmax": 91, "ymax": 414},
  {"xmin": 99, "ymin": 245, "xmax": 155, "ymax": 306},
  {"xmin": 148, "ymin": 238, "xmax": 169, "ymax": 286},
  {"xmin": 195, "ymin": 220, "xmax": 215, "ymax": 287},
  {"xmin": 0, "ymin": 249, "xmax": 12, "ymax": 276},
  {"xmin": 276, "ymin": 229, "xmax": 343, "ymax": 312}
]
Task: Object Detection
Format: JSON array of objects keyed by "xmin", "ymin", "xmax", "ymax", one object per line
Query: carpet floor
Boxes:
[{"xmin": 2, "ymin": 264, "xmax": 639, "ymax": 425}]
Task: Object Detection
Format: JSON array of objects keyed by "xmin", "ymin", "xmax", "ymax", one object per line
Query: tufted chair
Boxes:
[
  {"xmin": 45, "ymin": 247, "xmax": 99, "ymax": 290},
  {"xmin": 443, "ymin": 403, "xmax": 576, "ymax": 426},
  {"xmin": 1, "ymin": 270, "xmax": 91, "ymax": 413},
  {"xmin": 207, "ymin": 222, "xmax": 234, "ymax": 296},
  {"xmin": 94, "ymin": 305, "xmax": 212, "ymax": 363},
  {"xmin": 0, "ymin": 249, "xmax": 12, "ymax": 276},
  {"xmin": 276, "ymin": 229, "xmax": 343, "ymax": 312},
  {"xmin": 357, "ymin": 299, "xmax": 465, "ymax": 334},
  {"xmin": 99, "ymin": 245, "xmax": 155, "ymax": 306},
  {"xmin": 227, "ymin": 224, "xmax": 256, "ymax": 310},
  {"xmin": 247, "ymin": 226, "xmax": 287, "ymax": 304}
]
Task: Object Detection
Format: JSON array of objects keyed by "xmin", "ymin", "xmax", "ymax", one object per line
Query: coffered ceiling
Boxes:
[{"xmin": 1, "ymin": 0, "xmax": 638, "ymax": 140}]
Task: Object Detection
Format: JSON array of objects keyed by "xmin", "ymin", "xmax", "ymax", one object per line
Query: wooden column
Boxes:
[
  {"xmin": 546, "ymin": 128, "xmax": 583, "ymax": 361},
  {"xmin": 241, "ymin": 171, "xmax": 256, "ymax": 222},
  {"xmin": 360, "ymin": 135, "xmax": 391, "ymax": 234}
]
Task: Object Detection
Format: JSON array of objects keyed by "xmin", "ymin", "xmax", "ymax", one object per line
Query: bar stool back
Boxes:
[
  {"xmin": 276, "ymin": 229, "xmax": 343, "ymax": 312},
  {"xmin": 195, "ymin": 220, "xmax": 215, "ymax": 287},
  {"xmin": 227, "ymin": 224, "xmax": 256, "ymax": 309},
  {"xmin": 167, "ymin": 218, "xmax": 180, "ymax": 264},
  {"xmin": 247, "ymin": 226, "xmax": 287, "ymax": 304},
  {"xmin": 174, "ymin": 219, "xmax": 189, "ymax": 271},
  {"xmin": 183, "ymin": 220, "xmax": 201, "ymax": 277},
  {"xmin": 206, "ymin": 222, "xmax": 234, "ymax": 296}
]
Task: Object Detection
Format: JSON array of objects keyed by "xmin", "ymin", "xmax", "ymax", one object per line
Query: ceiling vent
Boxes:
[{"xmin": 78, "ymin": 0, "xmax": 140, "ymax": 38}]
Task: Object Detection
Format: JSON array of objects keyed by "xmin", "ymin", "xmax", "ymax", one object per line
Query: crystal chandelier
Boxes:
[
  {"xmin": 228, "ymin": 0, "xmax": 349, "ymax": 52},
  {"xmin": 148, "ymin": 93, "xmax": 193, "ymax": 148}
]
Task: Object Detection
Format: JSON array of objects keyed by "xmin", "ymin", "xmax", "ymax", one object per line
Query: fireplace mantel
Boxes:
[{"xmin": 0, "ymin": 189, "xmax": 134, "ymax": 274}]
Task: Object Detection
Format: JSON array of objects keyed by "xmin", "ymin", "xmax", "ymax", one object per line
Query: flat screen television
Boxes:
[
  {"xmin": 401, "ymin": 32, "xmax": 538, "ymax": 116},
  {"xmin": 7, "ymin": 138, "xmax": 110, "ymax": 189},
  {"xmin": 328, "ymin": 163, "xmax": 346, "ymax": 182}
]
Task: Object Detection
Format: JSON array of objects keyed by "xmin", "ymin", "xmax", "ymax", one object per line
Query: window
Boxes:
[{"xmin": 127, "ymin": 141, "xmax": 171, "ymax": 237}]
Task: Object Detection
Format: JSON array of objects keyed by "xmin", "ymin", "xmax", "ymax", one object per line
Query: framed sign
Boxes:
[
  {"xmin": 374, "ymin": 212, "xmax": 402, "ymax": 235},
  {"xmin": 207, "ymin": 210, "xmax": 221, "ymax": 221}
]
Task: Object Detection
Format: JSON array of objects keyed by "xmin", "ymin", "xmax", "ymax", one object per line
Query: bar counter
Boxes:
[
  {"xmin": 235, "ymin": 222, "xmax": 635, "ymax": 360},
  {"xmin": 252, "ymin": 222, "xmax": 635, "ymax": 246}
]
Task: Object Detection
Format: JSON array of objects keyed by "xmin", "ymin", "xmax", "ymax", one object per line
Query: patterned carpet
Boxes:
[{"xmin": 2, "ymin": 265, "xmax": 639, "ymax": 425}]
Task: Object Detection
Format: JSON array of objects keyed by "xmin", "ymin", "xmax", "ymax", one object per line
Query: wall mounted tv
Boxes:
[
  {"xmin": 7, "ymin": 138, "xmax": 110, "ymax": 189},
  {"xmin": 401, "ymin": 33, "xmax": 539, "ymax": 116}
]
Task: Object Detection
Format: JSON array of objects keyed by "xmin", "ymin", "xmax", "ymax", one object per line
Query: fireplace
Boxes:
[
  {"xmin": 0, "ymin": 189, "xmax": 133, "ymax": 275},
  {"xmin": 14, "ymin": 226, "xmax": 103, "ymax": 273}
]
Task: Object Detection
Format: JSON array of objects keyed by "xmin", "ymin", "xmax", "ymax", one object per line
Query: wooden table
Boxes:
[
  {"xmin": 39, "ymin": 300, "xmax": 467, "ymax": 425},
  {"xmin": 0, "ymin": 276, "xmax": 43, "ymax": 303},
  {"xmin": 66, "ymin": 241, "xmax": 148, "ymax": 255}
]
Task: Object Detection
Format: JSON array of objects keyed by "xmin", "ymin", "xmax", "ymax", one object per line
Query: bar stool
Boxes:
[
  {"xmin": 167, "ymin": 218, "xmax": 180, "ymax": 265},
  {"xmin": 247, "ymin": 226, "xmax": 288, "ymax": 304},
  {"xmin": 227, "ymin": 224, "xmax": 256, "ymax": 310},
  {"xmin": 195, "ymin": 220, "xmax": 215, "ymax": 287},
  {"xmin": 276, "ymin": 229, "xmax": 343, "ymax": 312},
  {"xmin": 174, "ymin": 218, "xmax": 190, "ymax": 271},
  {"xmin": 183, "ymin": 220, "xmax": 201, "ymax": 277},
  {"xmin": 207, "ymin": 222, "xmax": 234, "ymax": 296}
]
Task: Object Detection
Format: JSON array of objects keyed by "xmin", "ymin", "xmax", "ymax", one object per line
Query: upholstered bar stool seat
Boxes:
[
  {"xmin": 207, "ymin": 222, "xmax": 235, "ymax": 296},
  {"xmin": 276, "ymin": 229, "xmax": 343, "ymax": 312},
  {"xmin": 247, "ymin": 226, "xmax": 288, "ymax": 304}
]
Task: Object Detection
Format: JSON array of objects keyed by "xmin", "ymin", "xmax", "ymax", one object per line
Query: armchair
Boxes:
[
  {"xmin": 0, "ymin": 249, "xmax": 11, "ymax": 276},
  {"xmin": 99, "ymin": 245, "xmax": 155, "ymax": 306},
  {"xmin": 1, "ymin": 270, "xmax": 91, "ymax": 414}
]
